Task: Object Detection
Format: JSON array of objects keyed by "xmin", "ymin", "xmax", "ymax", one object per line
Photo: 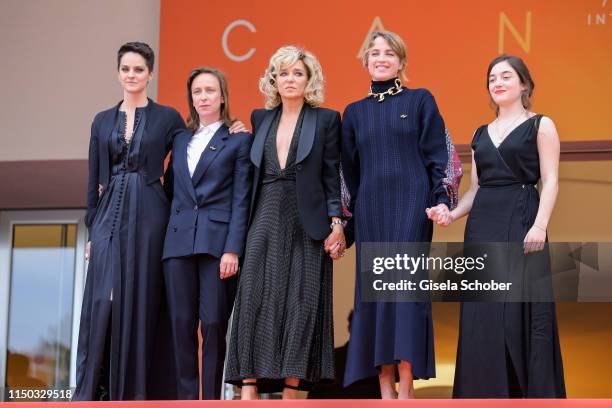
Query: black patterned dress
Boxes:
[{"xmin": 225, "ymin": 110, "xmax": 334, "ymax": 393}]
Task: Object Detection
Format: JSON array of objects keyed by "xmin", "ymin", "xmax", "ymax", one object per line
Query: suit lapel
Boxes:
[
  {"xmin": 296, "ymin": 105, "xmax": 316, "ymax": 163},
  {"xmin": 191, "ymin": 126, "xmax": 229, "ymax": 186},
  {"xmin": 175, "ymin": 133, "xmax": 197, "ymax": 202},
  {"xmin": 250, "ymin": 108, "xmax": 278, "ymax": 167}
]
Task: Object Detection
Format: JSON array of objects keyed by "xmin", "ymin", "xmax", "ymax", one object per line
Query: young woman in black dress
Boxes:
[{"xmin": 431, "ymin": 54, "xmax": 565, "ymax": 398}]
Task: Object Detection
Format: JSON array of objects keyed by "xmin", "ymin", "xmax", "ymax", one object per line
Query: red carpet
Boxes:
[{"xmin": 1, "ymin": 400, "xmax": 610, "ymax": 407}]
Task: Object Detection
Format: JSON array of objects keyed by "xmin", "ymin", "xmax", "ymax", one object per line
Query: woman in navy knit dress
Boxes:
[{"xmin": 341, "ymin": 31, "xmax": 451, "ymax": 399}]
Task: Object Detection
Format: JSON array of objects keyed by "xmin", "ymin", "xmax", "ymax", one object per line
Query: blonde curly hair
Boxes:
[{"xmin": 259, "ymin": 45, "xmax": 324, "ymax": 109}]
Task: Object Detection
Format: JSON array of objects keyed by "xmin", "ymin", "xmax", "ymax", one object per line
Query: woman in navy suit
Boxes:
[
  {"xmin": 75, "ymin": 42, "xmax": 186, "ymax": 401},
  {"xmin": 162, "ymin": 67, "xmax": 252, "ymax": 400}
]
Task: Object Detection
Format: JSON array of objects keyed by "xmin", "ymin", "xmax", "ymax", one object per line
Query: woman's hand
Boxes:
[
  {"xmin": 426, "ymin": 203, "xmax": 453, "ymax": 227},
  {"xmin": 523, "ymin": 225, "xmax": 546, "ymax": 254},
  {"xmin": 98, "ymin": 184, "xmax": 104, "ymax": 197},
  {"xmin": 324, "ymin": 225, "xmax": 346, "ymax": 261},
  {"xmin": 229, "ymin": 120, "xmax": 248, "ymax": 134},
  {"xmin": 85, "ymin": 241, "xmax": 91, "ymax": 261},
  {"xmin": 220, "ymin": 252, "xmax": 239, "ymax": 279}
]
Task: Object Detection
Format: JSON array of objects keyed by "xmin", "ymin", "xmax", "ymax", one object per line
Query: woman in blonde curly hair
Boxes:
[{"xmin": 225, "ymin": 45, "xmax": 344, "ymax": 399}]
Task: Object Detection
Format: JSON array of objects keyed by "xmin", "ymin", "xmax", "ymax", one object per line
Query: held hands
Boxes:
[
  {"xmin": 425, "ymin": 203, "xmax": 453, "ymax": 227},
  {"xmin": 228, "ymin": 120, "xmax": 248, "ymax": 134},
  {"xmin": 324, "ymin": 225, "xmax": 346, "ymax": 261},
  {"xmin": 220, "ymin": 252, "xmax": 239, "ymax": 279},
  {"xmin": 523, "ymin": 225, "xmax": 546, "ymax": 254}
]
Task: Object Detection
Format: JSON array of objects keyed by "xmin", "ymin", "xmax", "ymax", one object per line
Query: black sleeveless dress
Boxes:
[
  {"xmin": 453, "ymin": 115, "xmax": 566, "ymax": 398},
  {"xmin": 225, "ymin": 109, "xmax": 334, "ymax": 393}
]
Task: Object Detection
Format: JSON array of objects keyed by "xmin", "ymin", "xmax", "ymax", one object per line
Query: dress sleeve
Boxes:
[
  {"xmin": 322, "ymin": 111, "xmax": 342, "ymax": 218},
  {"xmin": 163, "ymin": 110, "xmax": 186, "ymax": 199},
  {"xmin": 340, "ymin": 105, "xmax": 360, "ymax": 247},
  {"xmin": 340, "ymin": 105, "xmax": 360, "ymax": 213},
  {"xmin": 166, "ymin": 109, "xmax": 186, "ymax": 152},
  {"xmin": 418, "ymin": 90, "xmax": 451, "ymax": 208},
  {"xmin": 85, "ymin": 118, "xmax": 100, "ymax": 239}
]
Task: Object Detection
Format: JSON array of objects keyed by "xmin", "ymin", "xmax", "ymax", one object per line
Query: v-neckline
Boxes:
[
  {"xmin": 486, "ymin": 115, "xmax": 535, "ymax": 150},
  {"xmin": 272, "ymin": 108, "xmax": 302, "ymax": 171},
  {"xmin": 118, "ymin": 110, "xmax": 142, "ymax": 147},
  {"xmin": 274, "ymin": 129, "xmax": 298, "ymax": 171}
]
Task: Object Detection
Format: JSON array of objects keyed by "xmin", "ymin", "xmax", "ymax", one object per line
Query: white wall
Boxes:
[{"xmin": 0, "ymin": 0, "xmax": 160, "ymax": 161}]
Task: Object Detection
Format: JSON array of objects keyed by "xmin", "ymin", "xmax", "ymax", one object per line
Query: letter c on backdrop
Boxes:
[{"xmin": 222, "ymin": 19, "xmax": 256, "ymax": 62}]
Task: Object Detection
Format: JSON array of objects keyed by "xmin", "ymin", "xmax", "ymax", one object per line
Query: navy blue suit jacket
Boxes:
[{"xmin": 162, "ymin": 125, "xmax": 253, "ymax": 260}]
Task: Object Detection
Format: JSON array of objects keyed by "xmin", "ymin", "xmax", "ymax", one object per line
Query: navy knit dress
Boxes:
[{"xmin": 341, "ymin": 78, "xmax": 450, "ymax": 386}]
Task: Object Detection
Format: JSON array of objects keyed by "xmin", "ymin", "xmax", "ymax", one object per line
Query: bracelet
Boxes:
[
  {"xmin": 330, "ymin": 219, "xmax": 344, "ymax": 229},
  {"xmin": 533, "ymin": 224, "xmax": 546, "ymax": 232}
]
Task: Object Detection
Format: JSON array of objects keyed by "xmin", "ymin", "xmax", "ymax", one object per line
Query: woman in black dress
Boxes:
[
  {"xmin": 225, "ymin": 45, "xmax": 345, "ymax": 399},
  {"xmin": 75, "ymin": 42, "xmax": 185, "ymax": 400},
  {"xmin": 432, "ymin": 54, "xmax": 565, "ymax": 397}
]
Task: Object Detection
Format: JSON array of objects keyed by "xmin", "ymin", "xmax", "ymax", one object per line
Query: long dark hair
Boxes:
[
  {"xmin": 186, "ymin": 67, "xmax": 234, "ymax": 131},
  {"xmin": 487, "ymin": 54, "xmax": 535, "ymax": 113}
]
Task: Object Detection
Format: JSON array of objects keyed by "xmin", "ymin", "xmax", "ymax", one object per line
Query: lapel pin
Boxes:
[
  {"xmin": 209, "ymin": 145, "xmax": 217, "ymax": 151},
  {"xmin": 400, "ymin": 114, "xmax": 408, "ymax": 119}
]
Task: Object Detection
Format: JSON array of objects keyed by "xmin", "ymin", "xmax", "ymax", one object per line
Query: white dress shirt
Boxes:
[{"xmin": 187, "ymin": 120, "xmax": 223, "ymax": 177}]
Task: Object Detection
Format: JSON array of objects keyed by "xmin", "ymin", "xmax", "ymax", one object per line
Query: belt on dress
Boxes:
[
  {"xmin": 262, "ymin": 172, "xmax": 296, "ymax": 184},
  {"xmin": 479, "ymin": 182, "xmax": 538, "ymax": 227},
  {"xmin": 111, "ymin": 168, "xmax": 142, "ymax": 177}
]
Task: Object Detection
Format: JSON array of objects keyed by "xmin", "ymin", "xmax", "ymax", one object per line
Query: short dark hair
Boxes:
[
  {"xmin": 487, "ymin": 54, "xmax": 535, "ymax": 112},
  {"xmin": 117, "ymin": 42, "xmax": 155, "ymax": 72},
  {"xmin": 186, "ymin": 67, "xmax": 235, "ymax": 130}
]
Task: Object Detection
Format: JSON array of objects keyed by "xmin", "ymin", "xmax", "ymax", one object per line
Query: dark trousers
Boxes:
[{"xmin": 163, "ymin": 254, "xmax": 237, "ymax": 400}]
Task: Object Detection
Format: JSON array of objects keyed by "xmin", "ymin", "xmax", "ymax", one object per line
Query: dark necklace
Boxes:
[{"xmin": 368, "ymin": 78, "xmax": 403, "ymax": 102}]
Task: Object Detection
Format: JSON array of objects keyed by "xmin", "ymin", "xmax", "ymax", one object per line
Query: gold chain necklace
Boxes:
[{"xmin": 368, "ymin": 78, "xmax": 403, "ymax": 102}]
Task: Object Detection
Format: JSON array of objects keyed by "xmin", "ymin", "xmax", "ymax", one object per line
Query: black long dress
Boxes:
[
  {"xmin": 225, "ymin": 110, "xmax": 334, "ymax": 393},
  {"xmin": 75, "ymin": 106, "xmax": 179, "ymax": 400},
  {"xmin": 453, "ymin": 115, "xmax": 566, "ymax": 398}
]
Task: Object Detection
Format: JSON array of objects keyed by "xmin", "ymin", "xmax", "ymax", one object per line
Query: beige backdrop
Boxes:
[{"xmin": 0, "ymin": 0, "xmax": 160, "ymax": 162}]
